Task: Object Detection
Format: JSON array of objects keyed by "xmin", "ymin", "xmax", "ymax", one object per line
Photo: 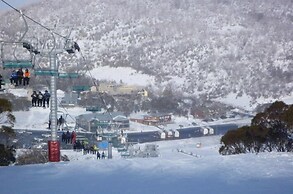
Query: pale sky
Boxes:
[{"xmin": 0, "ymin": 0, "xmax": 40, "ymax": 10}]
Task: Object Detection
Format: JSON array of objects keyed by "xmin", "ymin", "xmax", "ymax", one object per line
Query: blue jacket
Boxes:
[
  {"xmin": 10, "ymin": 72, "xmax": 17, "ymax": 79},
  {"xmin": 43, "ymin": 91, "xmax": 51, "ymax": 99}
]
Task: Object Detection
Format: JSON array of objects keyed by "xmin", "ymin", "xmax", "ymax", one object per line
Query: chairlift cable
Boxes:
[
  {"xmin": 1, "ymin": 0, "xmax": 121, "ymax": 130},
  {"xmin": 79, "ymin": 52, "xmax": 124, "ymax": 132},
  {"xmin": 1, "ymin": 0, "xmax": 70, "ymax": 40},
  {"xmin": 79, "ymin": 51, "xmax": 117, "ymax": 122}
]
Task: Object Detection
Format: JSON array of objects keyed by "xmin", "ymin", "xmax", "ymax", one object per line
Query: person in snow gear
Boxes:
[
  {"xmin": 66, "ymin": 131, "xmax": 71, "ymax": 144},
  {"xmin": 37, "ymin": 91, "xmax": 43, "ymax": 107},
  {"xmin": 71, "ymin": 131, "xmax": 76, "ymax": 144},
  {"xmin": 93, "ymin": 144, "xmax": 98, "ymax": 154},
  {"xmin": 31, "ymin": 91, "xmax": 38, "ymax": 107},
  {"xmin": 57, "ymin": 116, "xmax": 65, "ymax": 131},
  {"xmin": 23, "ymin": 69, "xmax": 30, "ymax": 86},
  {"xmin": 10, "ymin": 70, "xmax": 17, "ymax": 86},
  {"xmin": 43, "ymin": 90, "xmax": 50, "ymax": 108},
  {"xmin": 16, "ymin": 68, "xmax": 23, "ymax": 86},
  {"xmin": 61, "ymin": 132, "xmax": 66, "ymax": 142},
  {"xmin": 48, "ymin": 119, "xmax": 51, "ymax": 129}
]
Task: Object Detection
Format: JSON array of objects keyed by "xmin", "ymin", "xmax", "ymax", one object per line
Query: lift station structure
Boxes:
[{"xmin": 0, "ymin": 10, "xmax": 81, "ymax": 162}]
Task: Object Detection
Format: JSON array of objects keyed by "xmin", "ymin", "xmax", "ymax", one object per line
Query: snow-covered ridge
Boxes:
[{"xmin": 0, "ymin": 0, "xmax": 292, "ymax": 104}]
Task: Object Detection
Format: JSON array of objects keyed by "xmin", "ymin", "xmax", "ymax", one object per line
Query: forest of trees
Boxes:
[{"xmin": 219, "ymin": 101, "xmax": 293, "ymax": 155}]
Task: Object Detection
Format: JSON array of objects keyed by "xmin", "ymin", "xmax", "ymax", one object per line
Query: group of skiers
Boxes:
[
  {"xmin": 61, "ymin": 130, "xmax": 76, "ymax": 144},
  {"xmin": 0, "ymin": 68, "xmax": 30, "ymax": 89},
  {"xmin": 10, "ymin": 68, "xmax": 30, "ymax": 86},
  {"xmin": 72, "ymin": 139, "xmax": 106, "ymax": 159},
  {"xmin": 31, "ymin": 90, "xmax": 50, "ymax": 107},
  {"xmin": 60, "ymin": 130, "xmax": 107, "ymax": 159},
  {"xmin": 48, "ymin": 115, "xmax": 65, "ymax": 130},
  {"xmin": 96, "ymin": 150, "xmax": 105, "ymax": 159}
]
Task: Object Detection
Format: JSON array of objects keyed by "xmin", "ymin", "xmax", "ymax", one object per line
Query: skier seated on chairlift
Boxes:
[
  {"xmin": 23, "ymin": 68, "xmax": 30, "ymax": 86},
  {"xmin": 10, "ymin": 70, "xmax": 18, "ymax": 86},
  {"xmin": 16, "ymin": 68, "xmax": 23, "ymax": 87}
]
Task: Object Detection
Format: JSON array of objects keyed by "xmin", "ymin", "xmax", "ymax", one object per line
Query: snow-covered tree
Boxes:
[{"xmin": 219, "ymin": 101, "xmax": 293, "ymax": 155}]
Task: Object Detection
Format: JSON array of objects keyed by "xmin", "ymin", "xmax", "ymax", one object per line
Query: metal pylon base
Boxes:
[{"xmin": 48, "ymin": 140, "xmax": 60, "ymax": 162}]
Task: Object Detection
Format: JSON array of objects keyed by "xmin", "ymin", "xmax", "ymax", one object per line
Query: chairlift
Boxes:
[
  {"xmin": 58, "ymin": 72, "xmax": 79, "ymax": 79},
  {"xmin": 23, "ymin": 42, "xmax": 40, "ymax": 54},
  {"xmin": 64, "ymin": 40, "xmax": 80, "ymax": 54},
  {"xmin": 1, "ymin": 42, "xmax": 36, "ymax": 69},
  {"xmin": 1, "ymin": 12, "xmax": 40, "ymax": 69},
  {"xmin": 72, "ymin": 85, "xmax": 91, "ymax": 92},
  {"xmin": 55, "ymin": 55, "xmax": 81, "ymax": 78},
  {"xmin": 34, "ymin": 68, "xmax": 58, "ymax": 76},
  {"xmin": 34, "ymin": 70, "xmax": 80, "ymax": 79},
  {"xmin": 2, "ymin": 60, "xmax": 34, "ymax": 69},
  {"xmin": 86, "ymin": 106, "xmax": 101, "ymax": 112}
]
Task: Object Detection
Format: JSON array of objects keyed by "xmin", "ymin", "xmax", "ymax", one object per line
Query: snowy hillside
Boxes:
[
  {"xmin": 1, "ymin": 1, "xmax": 293, "ymax": 191},
  {"xmin": 0, "ymin": 0, "xmax": 292, "ymax": 105}
]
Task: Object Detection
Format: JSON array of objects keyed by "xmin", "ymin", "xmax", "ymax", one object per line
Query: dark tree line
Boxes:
[{"xmin": 219, "ymin": 101, "xmax": 293, "ymax": 155}]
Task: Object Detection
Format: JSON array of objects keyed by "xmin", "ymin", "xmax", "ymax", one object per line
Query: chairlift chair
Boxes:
[
  {"xmin": 2, "ymin": 60, "xmax": 34, "ymax": 69},
  {"xmin": 72, "ymin": 85, "xmax": 91, "ymax": 92},
  {"xmin": 58, "ymin": 72, "xmax": 79, "ymax": 79},
  {"xmin": 56, "ymin": 55, "xmax": 81, "ymax": 79},
  {"xmin": 22, "ymin": 42, "xmax": 40, "ymax": 54},
  {"xmin": 1, "ymin": 10, "xmax": 40, "ymax": 69},
  {"xmin": 1, "ymin": 41, "xmax": 37, "ymax": 69},
  {"xmin": 64, "ymin": 40, "xmax": 80, "ymax": 54},
  {"xmin": 34, "ymin": 68, "xmax": 58, "ymax": 76}
]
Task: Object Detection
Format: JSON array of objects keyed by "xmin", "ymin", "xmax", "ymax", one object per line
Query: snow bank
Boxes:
[{"xmin": 0, "ymin": 136, "xmax": 292, "ymax": 194}]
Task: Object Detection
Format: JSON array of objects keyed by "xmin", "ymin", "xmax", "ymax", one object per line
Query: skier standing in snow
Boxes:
[
  {"xmin": 71, "ymin": 131, "xmax": 76, "ymax": 144},
  {"xmin": 97, "ymin": 151, "xmax": 100, "ymax": 159},
  {"xmin": 61, "ymin": 132, "xmax": 66, "ymax": 142},
  {"xmin": 43, "ymin": 90, "xmax": 50, "ymax": 108},
  {"xmin": 31, "ymin": 91, "xmax": 38, "ymax": 107},
  {"xmin": 37, "ymin": 91, "xmax": 43, "ymax": 107},
  {"xmin": 58, "ymin": 116, "xmax": 65, "ymax": 131},
  {"xmin": 66, "ymin": 131, "xmax": 71, "ymax": 144}
]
